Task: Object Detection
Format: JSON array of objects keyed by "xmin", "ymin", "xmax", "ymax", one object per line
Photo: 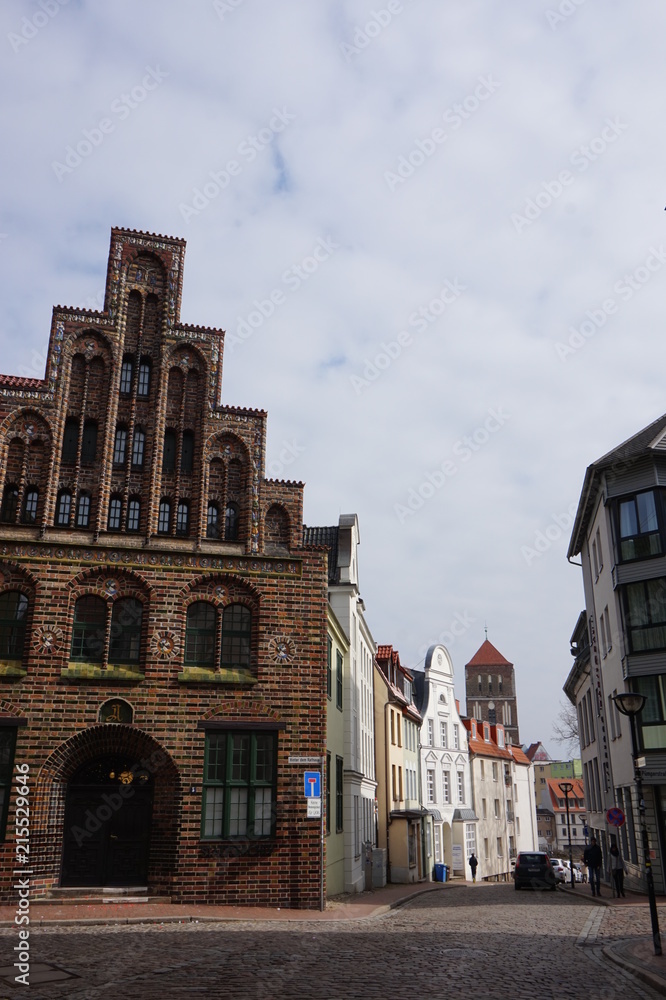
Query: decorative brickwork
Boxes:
[{"xmin": 0, "ymin": 228, "xmax": 327, "ymax": 908}]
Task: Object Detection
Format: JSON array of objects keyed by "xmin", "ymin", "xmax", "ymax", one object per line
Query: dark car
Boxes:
[{"xmin": 513, "ymin": 851, "xmax": 557, "ymax": 891}]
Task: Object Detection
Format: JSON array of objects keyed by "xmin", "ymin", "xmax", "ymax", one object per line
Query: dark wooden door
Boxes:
[{"xmin": 61, "ymin": 756, "xmax": 153, "ymax": 887}]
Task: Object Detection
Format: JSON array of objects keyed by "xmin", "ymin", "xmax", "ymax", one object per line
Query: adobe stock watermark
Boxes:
[
  {"xmin": 179, "ymin": 107, "xmax": 296, "ymax": 222},
  {"xmin": 350, "ymin": 279, "xmax": 466, "ymax": 394},
  {"xmin": 394, "ymin": 407, "xmax": 510, "ymax": 523},
  {"xmin": 417, "ymin": 612, "xmax": 477, "ymax": 659},
  {"xmin": 213, "ymin": 0, "xmax": 247, "ymax": 19},
  {"xmin": 226, "ymin": 235, "xmax": 339, "ymax": 353},
  {"xmin": 266, "ymin": 440, "xmax": 305, "ymax": 479},
  {"xmin": 546, "ymin": 0, "xmax": 587, "ymax": 30},
  {"xmin": 8, "ymin": 0, "xmax": 70, "ymax": 54},
  {"xmin": 384, "ymin": 75, "xmax": 501, "ymax": 192},
  {"xmin": 555, "ymin": 246, "xmax": 666, "ymax": 361},
  {"xmin": 340, "ymin": 1, "xmax": 407, "ymax": 63},
  {"xmin": 511, "ymin": 117, "xmax": 628, "ymax": 233},
  {"xmin": 51, "ymin": 66, "xmax": 168, "ymax": 181},
  {"xmin": 521, "ymin": 502, "xmax": 578, "ymax": 566}
]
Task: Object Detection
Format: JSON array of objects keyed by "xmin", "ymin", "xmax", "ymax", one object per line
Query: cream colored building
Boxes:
[{"xmin": 325, "ymin": 607, "xmax": 350, "ymax": 896}]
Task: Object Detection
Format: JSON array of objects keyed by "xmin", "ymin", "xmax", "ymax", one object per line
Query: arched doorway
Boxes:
[{"xmin": 61, "ymin": 753, "xmax": 154, "ymax": 887}]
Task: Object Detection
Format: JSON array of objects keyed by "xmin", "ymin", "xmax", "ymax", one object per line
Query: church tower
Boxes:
[{"xmin": 464, "ymin": 639, "xmax": 520, "ymax": 745}]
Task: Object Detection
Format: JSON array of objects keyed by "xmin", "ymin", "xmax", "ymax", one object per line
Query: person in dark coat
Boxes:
[
  {"xmin": 583, "ymin": 837, "xmax": 603, "ymax": 896},
  {"xmin": 609, "ymin": 844, "xmax": 626, "ymax": 897},
  {"xmin": 469, "ymin": 853, "xmax": 478, "ymax": 883}
]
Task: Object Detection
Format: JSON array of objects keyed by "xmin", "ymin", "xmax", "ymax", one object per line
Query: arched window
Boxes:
[
  {"xmin": 71, "ymin": 595, "xmax": 107, "ymax": 663},
  {"xmin": 61, "ymin": 418, "xmax": 79, "ymax": 464},
  {"xmin": 221, "ymin": 604, "xmax": 251, "ymax": 670},
  {"xmin": 55, "ymin": 490, "xmax": 72, "ymax": 527},
  {"xmin": 137, "ymin": 358, "xmax": 151, "ymax": 397},
  {"xmin": 81, "ymin": 420, "xmax": 98, "ymax": 464},
  {"xmin": 176, "ymin": 500, "xmax": 189, "ymax": 536},
  {"xmin": 0, "ymin": 591, "xmax": 29, "ymax": 659},
  {"xmin": 162, "ymin": 430, "xmax": 176, "ymax": 473},
  {"xmin": 225, "ymin": 503, "xmax": 239, "ymax": 541},
  {"xmin": 22, "ymin": 489, "xmax": 38, "ymax": 524},
  {"xmin": 132, "ymin": 427, "xmax": 145, "ymax": 468},
  {"xmin": 181, "ymin": 431, "xmax": 194, "ymax": 474},
  {"xmin": 120, "ymin": 356, "xmax": 133, "ymax": 394},
  {"xmin": 0, "ymin": 485, "xmax": 18, "ymax": 523},
  {"xmin": 109, "ymin": 597, "xmax": 143, "ymax": 664},
  {"xmin": 113, "ymin": 426, "xmax": 127, "ymax": 466},
  {"xmin": 185, "ymin": 601, "xmax": 217, "ymax": 667},
  {"xmin": 158, "ymin": 499, "xmax": 171, "ymax": 534},
  {"xmin": 107, "ymin": 496, "xmax": 122, "ymax": 531},
  {"xmin": 206, "ymin": 502, "xmax": 219, "ymax": 539},
  {"xmin": 127, "ymin": 498, "xmax": 141, "ymax": 532},
  {"xmin": 76, "ymin": 492, "xmax": 91, "ymax": 528}
]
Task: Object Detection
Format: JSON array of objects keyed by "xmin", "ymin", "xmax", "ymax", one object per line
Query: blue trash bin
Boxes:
[
  {"xmin": 441, "ymin": 864, "xmax": 447, "ymax": 882},
  {"xmin": 434, "ymin": 863, "xmax": 446, "ymax": 882}
]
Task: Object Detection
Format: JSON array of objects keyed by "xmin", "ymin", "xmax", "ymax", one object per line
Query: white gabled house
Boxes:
[{"xmin": 413, "ymin": 644, "xmax": 477, "ymax": 880}]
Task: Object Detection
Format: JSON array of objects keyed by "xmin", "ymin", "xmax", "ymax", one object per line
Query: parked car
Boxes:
[
  {"xmin": 549, "ymin": 858, "xmax": 568, "ymax": 883},
  {"xmin": 513, "ymin": 851, "xmax": 557, "ymax": 891},
  {"xmin": 562, "ymin": 860, "xmax": 584, "ymax": 883}
]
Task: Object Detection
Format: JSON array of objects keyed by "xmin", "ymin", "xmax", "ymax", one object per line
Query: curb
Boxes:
[{"xmin": 602, "ymin": 942, "xmax": 666, "ymax": 997}]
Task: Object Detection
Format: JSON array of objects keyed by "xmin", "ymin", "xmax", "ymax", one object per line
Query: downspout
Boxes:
[{"xmin": 385, "ymin": 700, "xmax": 392, "ymax": 882}]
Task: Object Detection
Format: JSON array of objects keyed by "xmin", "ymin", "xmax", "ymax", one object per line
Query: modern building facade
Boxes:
[
  {"xmin": 413, "ymin": 644, "xmax": 476, "ymax": 880},
  {"xmin": 566, "ymin": 413, "xmax": 666, "ymax": 893},
  {"xmin": 465, "ymin": 639, "xmax": 520, "ymax": 745},
  {"xmin": 0, "ymin": 227, "xmax": 329, "ymax": 907},
  {"xmin": 303, "ymin": 515, "xmax": 377, "ymax": 893},
  {"xmin": 374, "ymin": 644, "xmax": 426, "ymax": 883}
]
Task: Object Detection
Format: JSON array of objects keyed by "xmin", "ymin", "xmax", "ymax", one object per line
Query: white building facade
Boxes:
[{"xmin": 413, "ymin": 644, "xmax": 476, "ymax": 880}]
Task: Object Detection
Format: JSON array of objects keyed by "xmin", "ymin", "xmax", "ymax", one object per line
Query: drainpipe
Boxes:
[{"xmin": 385, "ymin": 700, "xmax": 392, "ymax": 882}]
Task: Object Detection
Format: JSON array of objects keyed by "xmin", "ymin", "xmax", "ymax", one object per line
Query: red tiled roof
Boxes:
[
  {"xmin": 545, "ymin": 777, "xmax": 585, "ymax": 810},
  {"xmin": 465, "ymin": 639, "xmax": 513, "ymax": 668}
]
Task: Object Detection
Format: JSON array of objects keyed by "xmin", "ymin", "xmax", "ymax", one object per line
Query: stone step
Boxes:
[{"xmin": 33, "ymin": 887, "xmax": 171, "ymax": 905}]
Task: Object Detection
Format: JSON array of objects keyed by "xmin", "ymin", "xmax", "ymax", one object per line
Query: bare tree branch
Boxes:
[{"xmin": 552, "ymin": 700, "xmax": 579, "ymax": 755}]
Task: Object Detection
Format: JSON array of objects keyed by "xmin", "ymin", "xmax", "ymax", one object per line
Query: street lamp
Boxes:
[
  {"xmin": 612, "ymin": 691, "xmax": 662, "ymax": 956},
  {"xmin": 558, "ymin": 781, "xmax": 575, "ymax": 889}
]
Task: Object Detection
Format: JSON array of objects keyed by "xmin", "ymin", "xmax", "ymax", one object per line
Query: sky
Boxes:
[{"xmin": 1, "ymin": 0, "xmax": 665, "ymax": 757}]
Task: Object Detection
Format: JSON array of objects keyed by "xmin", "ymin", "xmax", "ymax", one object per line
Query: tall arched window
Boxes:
[
  {"xmin": 225, "ymin": 503, "xmax": 239, "ymax": 541},
  {"xmin": 55, "ymin": 490, "xmax": 72, "ymax": 527},
  {"xmin": 109, "ymin": 597, "xmax": 143, "ymax": 664},
  {"xmin": 22, "ymin": 489, "xmax": 38, "ymax": 524},
  {"xmin": 0, "ymin": 591, "xmax": 29, "ymax": 659},
  {"xmin": 107, "ymin": 496, "xmax": 122, "ymax": 531},
  {"xmin": 127, "ymin": 498, "xmax": 141, "ymax": 532},
  {"xmin": 132, "ymin": 428, "xmax": 145, "ymax": 468},
  {"xmin": 206, "ymin": 502, "xmax": 219, "ymax": 539},
  {"xmin": 158, "ymin": 499, "xmax": 171, "ymax": 534},
  {"xmin": 76, "ymin": 492, "xmax": 91, "ymax": 528},
  {"xmin": 221, "ymin": 604, "xmax": 252, "ymax": 670},
  {"xmin": 81, "ymin": 420, "xmax": 98, "ymax": 464},
  {"xmin": 185, "ymin": 601, "xmax": 217, "ymax": 667},
  {"xmin": 137, "ymin": 358, "xmax": 151, "ymax": 397},
  {"xmin": 176, "ymin": 500, "xmax": 189, "ymax": 536},
  {"xmin": 0, "ymin": 485, "xmax": 18, "ymax": 523},
  {"xmin": 71, "ymin": 596, "xmax": 107, "ymax": 663},
  {"xmin": 61, "ymin": 418, "xmax": 79, "ymax": 464},
  {"xmin": 113, "ymin": 426, "xmax": 128, "ymax": 466},
  {"xmin": 120, "ymin": 356, "xmax": 133, "ymax": 394},
  {"xmin": 162, "ymin": 430, "xmax": 176, "ymax": 473}
]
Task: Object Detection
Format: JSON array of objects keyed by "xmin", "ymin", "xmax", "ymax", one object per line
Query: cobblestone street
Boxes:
[{"xmin": 1, "ymin": 885, "xmax": 664, "ymax": 1000}]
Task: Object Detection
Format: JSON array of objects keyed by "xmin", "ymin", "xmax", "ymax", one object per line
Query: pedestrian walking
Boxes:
[
  {"xmin": 469, "ymin": 853, "xmax": 478, "ymax": 883},
  {"xmin": 583, "ymin": 837, "xmax": 603, "ymax": 896},
  {"xmin": 609, "ymin": 844, "xmax": 626, "ymax": 898}
]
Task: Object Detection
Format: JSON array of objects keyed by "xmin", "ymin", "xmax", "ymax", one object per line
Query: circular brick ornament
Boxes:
[
  {"xmin": 151, "ymin": 629, "xmax": 179, "ymax": 660},
  {"xmin": 34, "ymin": 625, "xmax": 64, "ymax": 655},
  {"xmin": 268, "ymin": 635, "xmax": 296, "ymax": 664}
]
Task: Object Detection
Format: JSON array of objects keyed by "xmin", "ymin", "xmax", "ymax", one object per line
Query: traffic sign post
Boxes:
[
  {"xmin": 293, "ymin": 754, "xmax": 326, "ymax": 911},
  {"xmin": 606, "ymin": 807, "xmax": 625, "ymax": 828}
]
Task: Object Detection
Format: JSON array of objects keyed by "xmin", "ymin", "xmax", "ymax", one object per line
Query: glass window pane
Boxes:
[
  {"xmin": 108, "ymin": 498, "xmax": 122, "ymax": 531},
  {"xmin": 120, "ymin": 359, "xmax": 133, "ymax": 394},
  {"xmin": 138, "ymin": 361, "xmax": 150, "ymax": 397},
  {"xmin": 23, "ymin": 490, "xmax": 38, "ymax": 523},
  {"xmin": 620, "ymin": 500, "xmax": 638, "ymax": 538},
  {"xmin": 253, "ymin": 788, "xmax": 272, "ymax": 836},
  {"xmin": 132, "ymin": 429, "xmax": 145, "ymax": 467},
  {"xmin": 206, "ymin": 734, "xmax": 227, "ymax": 783},
  {"xmin": 638, "ymin": 492, "xmax": 658, "ymax": 533},
  {"xmin": 127, "ymin": 500, "xmax": 140, "ymax": 532},
  {"xmin": 231, "ymin": 735, "xmax": 250, "ymax": 782},
  {"xmin": 113, "ymin": 428, "xmax": 127, "ymax": 465},
  {"xmin": 254, "ymin": 735, "xmax": 274, "ymax": 783},
  {"xmin": 109, "ymin": 598, "xmax": 142, "ymax": 663},
  {"xmin": 203, "ymin": 787, "xmax": 224, "ymax": 838},
  {"xmin": 76, "ymin": 494, "xmax": 91, "ymax": 528}
]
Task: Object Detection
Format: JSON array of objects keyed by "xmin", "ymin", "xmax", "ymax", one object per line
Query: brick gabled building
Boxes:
[
  {"xmin": 464, "ymin": 639, "xmax": 520, "ymax": 745},
  {"xmin": 0, "ymin": 227, "xmax": 328, "ymax": 907}
]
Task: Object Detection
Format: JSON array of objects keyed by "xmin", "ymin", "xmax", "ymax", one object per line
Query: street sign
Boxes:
[
  {"xmin": 304, "ymin": 771, "xmax": 321, "ymax": 797},
  {"xmin": 307, "ymin": 798, "xmax": 322, "ymax": 818},
  {"xmin": 606, "ymin": 807, "xmax": 625, "ymax": 827},
  {"xmin": 288, "ymin": 755, "xmax": 322, "ymax": 765}
]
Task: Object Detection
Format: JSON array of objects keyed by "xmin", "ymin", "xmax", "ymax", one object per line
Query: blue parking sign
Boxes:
[{"xmin": 304, "ymin": 771, "xmax": 321, "ymax": 797}]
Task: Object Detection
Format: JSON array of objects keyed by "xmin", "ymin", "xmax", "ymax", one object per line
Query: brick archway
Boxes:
[{"xmin": 33, "ymin": 726, "xmax": 180, "ymax": 896}]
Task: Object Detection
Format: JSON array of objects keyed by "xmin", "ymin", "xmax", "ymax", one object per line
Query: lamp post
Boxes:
[
  {"xmin": 612, "ymin": 691, "xmax": 662, "ymax": 956},
  {"xmin": 558, "ymin": 781, "xmax": 575, "ymax": 889}
]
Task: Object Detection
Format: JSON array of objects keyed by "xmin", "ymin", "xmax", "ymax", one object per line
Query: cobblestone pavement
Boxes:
[{"xmin": 0, "ymin": 884, "xmax": 663, "ymax": 1000}]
